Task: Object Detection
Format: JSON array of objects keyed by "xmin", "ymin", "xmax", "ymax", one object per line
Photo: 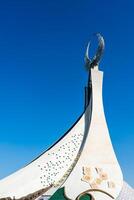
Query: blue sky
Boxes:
[{"xmin": 0, "ymin": 0, "xmax": 134, "ymax": 187}]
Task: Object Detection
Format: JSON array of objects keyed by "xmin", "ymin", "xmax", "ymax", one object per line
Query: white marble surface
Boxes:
[
  {"xmin": 117, "ymin": 182, "xmax": 134, "ymax": 200},
  {"xmin": 0, "ymin": 99, "xmax": 87, "ymax": 198},
  {"xmin": 62, "ymin": 69, "xmax": 123, "ymax": 200}
]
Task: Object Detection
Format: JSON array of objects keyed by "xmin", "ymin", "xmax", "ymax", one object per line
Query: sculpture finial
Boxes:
[{"xmin": 85, "ymin": 33, "xmax": 105, "ymax": 70}]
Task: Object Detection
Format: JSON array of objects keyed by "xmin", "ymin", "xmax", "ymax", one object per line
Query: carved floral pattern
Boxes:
[{"xmin": 81, "ymin": 166, "xmax": 116, "ymax": 190}]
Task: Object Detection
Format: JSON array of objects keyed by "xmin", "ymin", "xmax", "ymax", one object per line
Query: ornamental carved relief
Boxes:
[{"xmin": 81, "ymin": 166, "xmax": 115, "ymax": 190}]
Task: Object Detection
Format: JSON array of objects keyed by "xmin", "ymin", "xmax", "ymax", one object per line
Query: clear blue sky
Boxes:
[{"xmin": 0, "ymin": 0, "xmax": 134, "ymax": 187}]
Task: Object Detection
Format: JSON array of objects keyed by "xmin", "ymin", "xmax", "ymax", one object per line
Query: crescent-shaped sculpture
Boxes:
[{"xmin": 85, "ymin": 33, "xmax": 105, "ymax": 70}]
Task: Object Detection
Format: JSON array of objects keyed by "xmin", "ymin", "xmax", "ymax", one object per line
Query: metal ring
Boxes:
[
  {"xmin": 85, "ymin": 33, "xmax": 105, "ymax": 70},
  {"xmin": 76, "ymin": 188, "xmax": 114, "ymax": 200}
]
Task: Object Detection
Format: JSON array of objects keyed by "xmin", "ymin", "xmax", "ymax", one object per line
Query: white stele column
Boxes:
[{"xmin": 62, "ymin": 68, "xmax": 123, "ymax": 200}]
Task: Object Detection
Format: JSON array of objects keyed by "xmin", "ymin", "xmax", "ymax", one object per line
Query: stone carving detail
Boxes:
[
  {"xmin": 0, "ymin": 185, "xmax": 52, "ymax": 200},
  {"xmin": 54, "ymin": 153, "xmax": 81, "ymax": 187},
  {"xmin": 82, "ymin": 166, "xmax": 116, "ymax": 190},
  {"xmin": 38, "ymin": 133, "xmax": 84, "ymax": 187}
]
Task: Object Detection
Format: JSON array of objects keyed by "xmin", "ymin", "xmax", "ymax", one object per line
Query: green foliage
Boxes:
[
  {"xmin": 79, "ymin": 194, "xmax": 92, "ymax": 200},
  {"xmin": 49, "ymin": 188, "xmax": 67, "ymax": 200},
  {"xmin": 49, "ymin": 188, "xmax": 92, "ymax": 200}
]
